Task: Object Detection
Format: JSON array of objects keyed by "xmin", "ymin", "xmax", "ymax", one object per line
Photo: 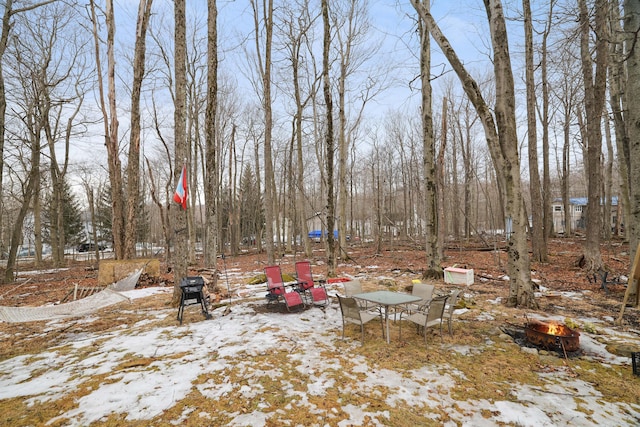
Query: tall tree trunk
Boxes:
[
  {"xmin": 609, "ymin": 1, "xmax": 630, "ymax": 240},
  {"xmin": 604, "ymin": 115, "xmax": 614, "ymax": 239},
  {"xmin": 562, "ymin": 106, "xmax": 572, "ymax": 237},
  {"xmin": 579, "ymin": 0, "xmax": 608, "ymax": 273},
  {"xmin": 437, "ymin": 97, "xmax": 447, "ymax": 261},
  {"xmin": 450, "ymin": 102, "xmax": 461, "ymax": 240},
  {"xmin": 0, "ymin": 0, "xmax": 11, "ymax": 259},
  {"xmin": 229, "ymin": 125, "xmax": 239, "ymax": 256},
  {"xmin": 90, "ymin": 0, "xmax": 125, "ymax": 260},
  {"xmin": 252, "ymin": 0, "xmax": 276, "ymax": 265},
  {"xmin": 205, "ymin": 0, "xmax": 218, "ymax": 267},
  {"xmin": 625, "ymin": 0, "xmax": 640, "ymax": 273},
  {"xmin": 414, "ymin": 0, "xmax": 536, "ymax": 308},
  {"xmin": 485, "ymin": 0, "xmax": 535, "ymax": 307},
  {"xmin": 125, "ymin": 0, "xmax": 153, "ymax": 259},
  {"xmin": 4, "ymin": 135, "xmax": 39, "ymax": 283},
  {"xmin": 322, "ymin": 0, "xmax": 336, "ymax": 275},
  {"xmin": 172, "ymin": 0, "xmax": 188, "ymax": 304},
  {"xmin": 336, "ymin": 6, "xmax": 349, "ymax": 261},
  {"xmin": 46, "ymin": 95, "xmax": 81, "ymax": 267},
  {"xmin": 413, "ymin": 0, "xmax": 442, "ymax": 278},
  {"xmin": 291, "ymin": 27, "xmax": 312, "ymax": 257},
  {"xmin": 541, "ymin": 0, "xmax": 554, "ymax": 240},
  {"xmin": 524, "ymin": 0, "xmax": 546, "ymax": 262}
]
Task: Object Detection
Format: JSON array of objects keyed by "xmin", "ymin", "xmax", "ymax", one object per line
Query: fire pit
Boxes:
[{"xmin": 525, "ymin": 319, "xmax": 580, "ymax": 353}]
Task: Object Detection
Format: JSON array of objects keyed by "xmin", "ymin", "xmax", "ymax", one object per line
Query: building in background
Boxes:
[{"xmin": 551, "ymin": 197, "xmax": 619, "ymax": 235}]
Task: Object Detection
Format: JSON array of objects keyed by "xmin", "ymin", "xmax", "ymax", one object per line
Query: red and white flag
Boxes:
[{"xmin": 173, "ymin": 165, "xmax": 188, "ymax": 210}]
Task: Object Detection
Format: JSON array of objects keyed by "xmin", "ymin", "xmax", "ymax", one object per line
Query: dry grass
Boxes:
[
  {"xmin": 1, "ymin": 291, "xmax": 639, "ymax": 426},
  {"xmin": 1, "ymin": 240, "xmax": 640, "ymax": 425}
]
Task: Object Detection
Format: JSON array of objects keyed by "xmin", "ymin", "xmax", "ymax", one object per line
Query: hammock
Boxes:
[{"xmin": 0, "ymin": 269, "xmax": 142, "ymax": 323}]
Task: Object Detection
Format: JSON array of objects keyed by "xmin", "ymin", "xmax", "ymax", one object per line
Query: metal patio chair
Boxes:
[
  {"xmin": 264, "ymin": 265, "xmax": 305, "ymax": 312},
  {"xmin": 337, "ymin": 295, "xmax": 384, "ymax": 345},
  {"xmin": 294, "ymin": 261, "xmax": 329, "ymax": 307}
]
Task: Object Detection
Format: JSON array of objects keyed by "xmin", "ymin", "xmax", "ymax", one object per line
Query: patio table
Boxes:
[{"xmin": 353, "ymin": 290, "xmax": 422, "ymax": 344}]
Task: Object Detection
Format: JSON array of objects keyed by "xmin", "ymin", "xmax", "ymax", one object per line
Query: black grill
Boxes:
[
  {"xmin": 633, "ymin": 352, "xmax": 640, "ymax": 377},
  {"xmin": 177, "ymin": 276, "xmax": 211, "ymax": 324}
]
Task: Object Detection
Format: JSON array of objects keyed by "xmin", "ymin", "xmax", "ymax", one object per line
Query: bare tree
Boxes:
[
  {"xmin": 0, "ymin": 0, "xmax": 57, "ymax": 259},
  {"xmin": 249, "ymin": 0, "xmax": 277, "ymax": 265},
  {"xmin": 625, "ymin": 0, "xmax": 640, "ymax": 291},
  {"xmin": 322, "ymin": 0, "xmax": 336, "ymax": 275},
  {"xmin": 275, "ymin": 0, "xmax": 319, "ymax": 258},
  {"xmin": 89, "ymin": 0, "xmax": 126, "ymax": 260},
  {"xmin": 608, "ymin": 0, "xmax": 630, "ymax": 240},
  {"xmin": 413, "ymin": 0, "xmax": 536, "ymax": 308},
  {"xmin": 147, "ymin": 93, "xmax": 174, "ymax": 261},
  {"xmin": 578, "ymin": 0, "xmax": 608, "ymax": 274},
  {"xmin": 412, "ymin": 0, "xmax": 441, "ymax": 279},
  {"xmin": 172, "ymin": 0, "xmax": 188, "ymax": 304},
  {"xmin": 124, "ymin": 0, "xmax": 153, "ymax": 259},
  {"xmin": 2, "ymin": 1, "xmax": 85, "ymax": 278},
  {"xmin": 332, "ymin": 0, "xmax": 383, "ymax": 259},
  {"xmin": 204, "ymin": 0, "xmax": 218, "ymax": 266},
  {"xmin": 540, "ymin": 0, "xmax": 555, "ymax": 240},
  {"xmin": 523, "ymin": 0, "xmax": 546, "ymax": 262}
]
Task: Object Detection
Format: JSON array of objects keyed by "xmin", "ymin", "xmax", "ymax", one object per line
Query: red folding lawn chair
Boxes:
[
  {"xmin": 264, "ymin": 265, "xmax": 305, "ymax": 311},
  {"xmin": 295, "ymin": 261, "xmax": 329, "ymax": 307}
]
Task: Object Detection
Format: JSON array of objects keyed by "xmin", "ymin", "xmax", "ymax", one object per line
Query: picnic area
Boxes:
[{"xmin": 0, "ymin": 238, "xmax": 639, "ymax": 426}]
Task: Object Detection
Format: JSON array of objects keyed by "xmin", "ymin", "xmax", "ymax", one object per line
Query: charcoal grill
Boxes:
[
  {"xmin": 177, "ymin": 276, "xmax": 211, "ymax": 324},
  {"xmin": 525, "ymin": 320, "xmax": 580, "ymax": 353}
]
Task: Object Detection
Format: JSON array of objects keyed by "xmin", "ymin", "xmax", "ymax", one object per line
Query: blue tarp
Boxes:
[{"xmin": 308, "ymin": 230, "xmax": 338, "ymax": 238}]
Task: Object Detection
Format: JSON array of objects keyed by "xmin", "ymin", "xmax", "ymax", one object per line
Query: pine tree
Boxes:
[
  {"xmin": 95, "ymin": 184, "xmax": 113, "ymax": 246},
  {"xmin": 42, "ymin": 180, "xmax": 85, "ymax": 247},
  {"xmin": 94, "ymin": 183, "xmax": 148, "ymax": 248},
  {"xmin": 239, "ymin": 166, "xmax": 263, "ymax": 245}
]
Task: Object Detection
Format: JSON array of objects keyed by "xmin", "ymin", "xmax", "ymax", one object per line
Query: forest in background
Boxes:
[{"xmin": 0, "ymin": 0, "xmax": 638, "ymax": 310}]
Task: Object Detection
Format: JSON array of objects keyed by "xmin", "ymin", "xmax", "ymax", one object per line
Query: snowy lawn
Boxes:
[{"xmin": 1, "ymin": 284, "xmax": 639, "ymax": 426}]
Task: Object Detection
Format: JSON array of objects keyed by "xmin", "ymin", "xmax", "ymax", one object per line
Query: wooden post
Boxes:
[{"xmin": 615, "ymin": 242, "xmax": 640, "ymax": 325}]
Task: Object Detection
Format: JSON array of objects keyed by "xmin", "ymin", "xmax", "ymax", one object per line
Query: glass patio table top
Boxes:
[
  {"xmin": 352, "ymin": 290, "xmax": 422, "ymax": 306},
  {"xmin": 352, "ymin": 291, "xmax": 422, "ymax": 344}
]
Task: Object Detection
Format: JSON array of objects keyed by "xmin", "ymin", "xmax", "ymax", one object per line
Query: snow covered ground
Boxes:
[{"xmin": 1, "ymin": 282, "xmax": 639, "ymax": 426}]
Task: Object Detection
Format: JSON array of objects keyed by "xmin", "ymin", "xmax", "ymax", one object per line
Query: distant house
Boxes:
[{"xmin": 551, "ymin": 197, "xmax": 619, "ymax": 234}]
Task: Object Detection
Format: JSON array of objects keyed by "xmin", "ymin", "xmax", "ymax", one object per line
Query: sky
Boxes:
[
  {"xmin": 61, "ymin": 0, "xmax": 559, "ymax": 204},
  {"xmin": 0, "ymin": 265, "xmax": 639, "ymax": 426}
]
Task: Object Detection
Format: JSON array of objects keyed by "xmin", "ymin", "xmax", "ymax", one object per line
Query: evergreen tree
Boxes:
[
  {"xmin": 42, "ymin": 180, "xmax": 85, "ymax": 247},
  {"xmin": 135, "ymin": 185, "xmax": 150, "ymax": 244},
  {"xmin": 239, "ymin": 166, "xmax": 263, "ymax": 244},
  {"xmin": 95, "ymin": 183, "xmax": 148, "ymax": 247},
  {"xmin": 95, "ymin": 184, "xmax": 113, "ymax": 245}
]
